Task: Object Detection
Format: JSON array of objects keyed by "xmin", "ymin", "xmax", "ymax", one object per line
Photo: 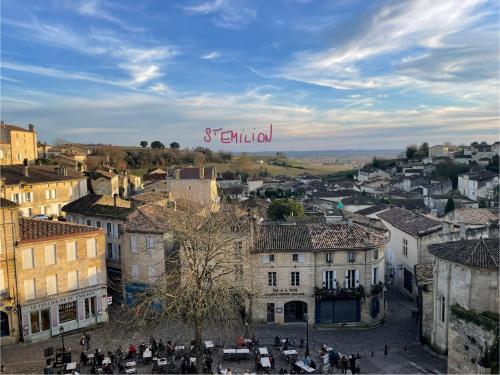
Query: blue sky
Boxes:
[{"xmin": 1, "ymin": 0, "xmax": 498, "ymax": 151}]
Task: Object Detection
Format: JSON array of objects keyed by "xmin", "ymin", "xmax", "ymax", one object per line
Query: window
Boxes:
[
  {"xmin": 24, "ymin": 279, "xmax": 36, "ymax": 300},
  {"xmin": 86, "ymin": 219, "xmax": 92, "ymax": 226},
  {"xmin": 106, "ymin": 223, "xmax": 112, "ymax": 237},
  {"xmin": 87, "ymin": 267, "xmax": 97, "ymax": 286},
  {"xmin": 40, "ymin": 309, "xmax": 50, "ymax": 331},
  {"xmin": 146, "ymin": 237, "xmax": 154, "ymax": 252},
  {"xmin": 25, "ymin": 192, "xmax": 33, "ymax": 203},
  {"xmin": 325, "ymin": 252, "xmax": 333, "ymax": 263},
  {"xmin": 292, "ymin": 254, "xmax": 298, "ymax": 262},
  {"xmin": 46, "ymin": 275, "xmax": 58, "ymax": 295},
  {"xmin": 269, "ymin": 254, "xmax": 275, "ymax": 262},
  {"xmin": 291, "ymin": 272, "xmax": 300, "ymax": 286},
  {"xmin": 373, "ymin": 249, "xmax": 379, "ymax": 260},
  {"xmin": 347, "ymin": 269, "xmax": 356, "ymax": 288},
  {"xmin": 86, "ymin": 238, "xmax": 97, "ymax": 258},
  {"xmin": 403, "ymin": 239, "xmax": 408, "ymax": 256},
  {"xmin": 66, "ymin": 242, "xmax": 77, "ymax": 261},
  {"xmin": 117, "ymin": 224, "xmax": 122, "ymax": 238},
  {"xmin": 107, "ymin": 243, "xmax": 113, "ymax": 259},
  {"xmin": 68, "ymin": 271, "xmax": 79, "ymax": 290},
  {"xmin": 268, "ymin": 272, "xmax": 277, "ymax": 287},
  {"xmin": 30, "ymin": 311, "xmax": 40, "ymax": 334},
  {"xmin": 39, "ymin": 206, "xmax": 46, "ymax": 215},
  {"xmin": 131, "ymin": 265, "xmax": 139, "ymax": 279},
  {"xmin": 50, "ymin": 189, "xmax": 56, "ymax": 199},
  {"xmin": 323, "ymin": 270, "xmax": 334, "ymax": 289},
  {"xmin": 441, "ymin": 296, "xmax": 445, "ymax": 322},
  {"xmin": 373, "ymin": 267, "xmax": 379, "ymax": 285},
  {"xmin": 22, "ymin": 248, "xmax": 34, "ymax": 269},
  {"xmin": 96, "ymin": 221, "xmax": 102, "ymax": 228},
  {"xmin": 130, "ymin": 236, "xmax": 138, "ymax": 253},
  {"xmin": 11, "ymin": 193, "xmax": 20, "ymax": 203},
  {"xmin": 348, "ymin": 251, "xmax": 355, "ymax": 263},
  {"xmin": 234, "ymin": 241, "xmax": 243, "ymax": 252},
  {"xmin": 85, "ymin": 297, "xmax": 96, "ymax": 319},
  {"xmin": 43, "ymin": 244, "xmax": 56, "ymax": 266}
]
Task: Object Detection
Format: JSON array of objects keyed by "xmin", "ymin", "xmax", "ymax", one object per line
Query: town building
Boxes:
[
  {"xmin": 121, "ymin": 203, "xmax": 174, "ymax": 304},
  {"xmin": 0, "ymin": 200, "xmax": 108, "ymax": 343},
  {"xmin": 167, "ymin": 166, "xmax": 219, "ymax": 209},
  {"xmin": 251, "ymin": 221, "xmax": 388, "ymax": 327},
  {"xmin": 441, "ymin": 208, "xmax": 498, "ymax": 241},
  {"xmin": 457, "ymin": 170, "xmax": 499, "ymax": 201},
  {"xmin": 0, "ymin": 122, "xmax": 38, "ymax": 166},
  {"xmin": 429, "ymin": 145, "xmax": 450, "ymax": 158},
  {"xmin": 377, "ymin": 207, "xmax": 442, "ymax": 298},
  {"xmin": 420, "ymin": 239, "xmax": 499, "ymax": 355},
  {"xmin": 357, "ymin": 166, "xmax": 390, "ymax": 182},
  {"xmin": 0, "ymin": 165, "xmax": 88, "ymax": 218}
]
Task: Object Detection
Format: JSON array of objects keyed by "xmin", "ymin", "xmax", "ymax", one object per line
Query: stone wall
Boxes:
[{"xmin": 447, "ymin": 305, "xmax": 499, "ymax": 374}]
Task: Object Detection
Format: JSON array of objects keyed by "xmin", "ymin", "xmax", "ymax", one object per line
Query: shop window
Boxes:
[
  {"xmin": 59, "ymin": 302, "xmax": 77, "ymax": 324},
  {"xmin": 85, "ymin": 297, "xmax": 96, "ymax": 319},
  {"xmin": 30, "ymin": 311, "xmax": 40, "ymax": 334},
  {"xmin": 41, "ymin": 309, "xmax": 50, "ymax": 331}
]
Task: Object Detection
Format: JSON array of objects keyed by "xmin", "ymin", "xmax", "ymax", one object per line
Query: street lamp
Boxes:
[
  {"xmin": 59, "ymin": 326, "xmax": 65, "ymax": 353},
  {"xmin": 304, "ymin": 313, "xmax": 309, "ymax": 357}
]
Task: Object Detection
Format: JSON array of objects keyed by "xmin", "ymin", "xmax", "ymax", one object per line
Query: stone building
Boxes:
[
  {"xmin": 357, "ymin": 166, "xmax": 390, "ymax": 182},
  {"xmin": 121, "ymin": 203, "xmax": 174, "ymax": 304},
  {"xmin": 167, "ymin": 166, "xmax": 219, "ymax": 209},
  {"xmin": 441, "ymin": 208, "xmax": 498, "ymax": 241},
  {"xmin": 0, "ymin": 200, "xmax": 108, "ymax": 343},
  {"xmin": 90, "ymin": 169, "xmax": 120, "ymax": 197},
  {"xmin": 0, "ymin": 122, "xmax": 38, "ymax": 166},
  {"xmin": 426, "ymin": 238, "xmax": 499, "ymax": 354},
  {"xmin": 377, "ymin": 207, "xmax": 442, "ymax": 299},
  {"xmin": 251, "ymin": 221, "xmax": 388, "ymax": 327},
  {"xmin": 458, "ymin": 170, "xmax": 499, "ymax": 201},
  {"xmin": 0, "ymin": 164, "xmax": 88, "ymax": 218}
]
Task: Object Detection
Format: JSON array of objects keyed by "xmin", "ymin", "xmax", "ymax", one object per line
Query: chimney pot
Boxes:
[{"xmin": 28, "ymin": 124, "xmax": 35, "ymax": 132}]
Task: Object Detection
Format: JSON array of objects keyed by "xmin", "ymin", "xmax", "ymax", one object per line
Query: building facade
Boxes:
[
  {"xmin": 458, "ymin": 171, "xmax": 499, "ymax": 201},
  {"xmin": 251, "ymin": 221, "xmax": 387, "ymax": 327},
  {"xmin": 0, "ymin": 123, "xmax": 38, "ymax": 166},
  {"xmin": 377, "ymin": 207, "xmax": 442, "ymax": 299},
  {"xmin": 167, "ymin": 166, "xmax": 219, "ymax": 209},
  {"xmin": 0, "ymin": 165, "xmax": 88, "ymax": 218}
]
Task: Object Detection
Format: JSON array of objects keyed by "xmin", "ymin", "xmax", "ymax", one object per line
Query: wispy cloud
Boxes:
[
  {"xmin": 201, "ymin": 51, "xmax": 220, "ymax": 60},
  {"xmin": 182, "ymin": 0, "xmax": 257, "ymax": 29}
]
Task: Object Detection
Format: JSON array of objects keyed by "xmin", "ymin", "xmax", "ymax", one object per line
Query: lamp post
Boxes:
[
  {"xmin": 304, "ymin": 313, "xmax": 309, "ymax": 357},
  {"xmin": 59, "ymin": 326, "xmax": 65, "ymax": 353}
]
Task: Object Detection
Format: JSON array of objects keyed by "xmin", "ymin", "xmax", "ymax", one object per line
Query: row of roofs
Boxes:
[
  {"xmin": 0, "ymin": 164, "xmax": 83, "ymax": 185},
  {"xmin": 377, "ymin": 206, "xmax": 442, "ymax": 237},
  {"xmin": 253, "ymin": 222, "xmax": 388, "ymax": 252}
]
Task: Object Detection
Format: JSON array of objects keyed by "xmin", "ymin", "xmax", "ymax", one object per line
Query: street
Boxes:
[{"xmin": 1, "ymin": 290, "xmax": 446, "ymax": 374}]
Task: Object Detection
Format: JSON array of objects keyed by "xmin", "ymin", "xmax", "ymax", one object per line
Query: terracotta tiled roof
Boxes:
[
  {"xmin": 0, "ymin": 198, "xmax": 18, "ymax": 208},
  {"xmin": 1, "ymin": 165, "xmax": 84, "ymax": 185},
  {"xmin": 92, "ymin": 169, "xmax": 117, "ymax": 179},
  {"xmin": 19, "ymin": 218, "xmax": 101, "ymax": 242},
  {"xmin": 124, "ymin": 203, "xmax": 171, "ymax": 234},
  {"xmin": 414, "ymin": 263, "xmax": 434, "ymax": 285},
  {"xmin": 179, "ymin": 166, "xmax": 215, "ymax": 180},
  {"xmin": 428, "ymin": 238, "xmax": 499, "ymax": 269},
  {"xmin": 378, "ymin": 207, "xmax": 441, "ymax": 237},
  {"xmin": 130, "ymin": 192, "xmax": 171, "ymax": 205},
  {"xmin": 253, "ymin": 222, "xmax": 387, "ymax": 253},
  {"xmin": 451, "ymin": 208, "xmax": 498, "ymax": 225},
  {"xmin": 1, "ymin": 124, "xmax": 32, "ymax": 133}
]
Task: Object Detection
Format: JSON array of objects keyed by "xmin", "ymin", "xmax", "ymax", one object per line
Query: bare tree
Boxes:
[{"xmin": 131, "ymin": 202, "xmax": 255, "ymax": 374}]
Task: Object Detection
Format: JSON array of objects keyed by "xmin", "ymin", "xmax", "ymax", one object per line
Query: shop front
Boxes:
[
  {"xmin": 20, "ymin": 286, "xmax": 108, "ymax": 342},
  {"xmin": 254, "ymin": 288, "xmax": 314, "ymax": 325}
]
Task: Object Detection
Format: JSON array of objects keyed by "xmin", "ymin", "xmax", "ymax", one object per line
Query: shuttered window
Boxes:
[
  {"xmin": 46, "ymin": 275, "xmax": 58, "ymax": 295},
  {"xmin": 45, "ymin": 245, "xmax": 56, "ymax": 265},
  {"xmin": 68, "ymin": 271, "xmax": 79, "ymax": 290},
  {"xmin": 22, "ymin": 248, "xmax": 34, "ymax": 269},
  {"xmin": 131, "ymin": 236, "xmax": 138, "ymax": 253},
  {"xmin": 24, "ymin": 279, "xmax": 36, "ymax": 300},
  {"xmin": 66, "ymin": 242, "xmax": 77, "ymax": 261},
  {"xmin": 86, "ymin": 238, "xmax": 97, "ymax": 258}
]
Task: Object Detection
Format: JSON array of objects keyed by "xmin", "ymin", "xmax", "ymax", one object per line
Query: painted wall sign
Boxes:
[{"xmin": 204, "ymin": 124, "xmax": 273, "ymax": 144}]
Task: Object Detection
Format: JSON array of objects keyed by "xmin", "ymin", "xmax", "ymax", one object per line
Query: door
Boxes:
[
  {"xmin": 404, "ymin": 268, "xmax": 413, "ymax": 293},
  {"xmin": 284, "ymin": 301, "xmax": 308, "ymax": 323},
  {"xmin": 266, "ymin": 303, "xmax": 275, "ymax": 323},
  {"xmin": 0, "ymin": 312, "xmax": 9, "ymax": 336}
]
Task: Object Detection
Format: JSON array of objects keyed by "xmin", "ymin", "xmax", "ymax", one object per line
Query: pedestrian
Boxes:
[
  {"xmin": 216, "ymin": 362, "xmax": 224, "ymax": 374},
  {"xmin": 349, "ymin": 354, "xmax": 356, "ymax": 374},
  {"xmin": 85, "ymin": 332, "xmax": 91, "ymax": 350},
  {"xmin": 158, "ymin": 339, "xmax": 166, "ymax": 354},
  {"xmin": 79, "ymin": 335, "xmax": 86, "ymax": 351},
  {"xmin": 341, "ymin": 355, "xmax": 348, "ymax": 375},
  {"xmin": 310, "ymin": 359, "xmax": 316, "ymax": 369},
  {"xmin": 274, "ymin": 335, "xmax": 280, "ymax": 347},
  {"xmin": 270, "ymin": 354, "xmax": 275, "ymax": 369},
  {"xmin": 206, "ymin": 354, "xmax": 213, "ymax": 374},
  {"xmin": 226, "ymin": 368, "xmax": 232, "ymax": 375}
]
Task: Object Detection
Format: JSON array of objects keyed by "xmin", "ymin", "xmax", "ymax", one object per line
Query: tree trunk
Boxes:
[{"xmin": 194, "ymin": 317, "xmax": 204, "ymax": 374}]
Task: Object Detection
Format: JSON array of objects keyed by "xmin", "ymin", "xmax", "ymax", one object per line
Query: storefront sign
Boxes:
[
  {"xmin": 26, "ymin": 289, "xmax": 103, "ymax": 311},
  {"xmin": 58, "ymin": 302, "xmax": 77, "ymax": 323},
  {"xmin": 263, "ymin": 288, "xmax": 305, "ymax": 297}
]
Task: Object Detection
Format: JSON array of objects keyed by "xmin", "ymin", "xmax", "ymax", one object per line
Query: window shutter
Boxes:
[
  {"xmin": 86, "ymin": 239, "xmax": 97, "ymax": 258},
  {"xmin": 322, "ymin": 271, "xmax": 326, "ymax": 287},
  {"xmin": 333, "ymin": 271, "xmax": 337, "ymax": 290},
  {"xmin": 22, "ymin": 248, "xmax": 34, "ymax": 269},
  {"xmin": 371, "ymin": 268, "xmax": 375, "ymax": 285},
  {"xmin": 24, "ymin": 279, "xmax": 35, "ymax": 300},
  {"xmin": 66, "ymin": 242, "xmax": 77, "ymax": 261},
  {"xmin": 46, "ymin": 275, "xmax": 57, "ymax": 295},
  {"xmin": 263, "ymin": 255, "xmax": 270, "ymax": 264},
  {"xmin": 344, "ymin": 270, "xmax": 348, "ymax": 288},
  {"xmin": 68, "ymin": 271, "xmax": 78, "ymax": 290},
  {"xmin": 131, "ymin": 236, "xmax": 138, "ymax": 253},
  {"xmin": 45, "ymin": 245, "xmax": 56, "ymax": 265},
  {"xmin": 355, "ymin": 270, "xmax": 360, "ymax": 285},
  {"xmin": 298, "ymin": 254, "xmax": 305, "ymax": 263}
]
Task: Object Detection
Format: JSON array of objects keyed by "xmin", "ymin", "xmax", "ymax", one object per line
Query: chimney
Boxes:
[{"xmin": 28, "ymin": 124, "xmax": 35, "ymax": 132}]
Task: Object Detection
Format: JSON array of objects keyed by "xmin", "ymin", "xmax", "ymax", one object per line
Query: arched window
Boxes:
[{"xmin": 441, "ymin": 296, "xmax": 445, "ymax": 322}]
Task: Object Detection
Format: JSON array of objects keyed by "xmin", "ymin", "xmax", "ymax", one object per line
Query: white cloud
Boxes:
[
  {"xmin": 201, "ymin": 51, "xmax": 220, "ymax": 60},
  {"xmin": 182, "ymin": 0, "xmax": 257, "ymax": 29}
]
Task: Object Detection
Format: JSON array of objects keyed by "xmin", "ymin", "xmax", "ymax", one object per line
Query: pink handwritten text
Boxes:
[{"xmin": 204, "ymin": 124, "xmax": 273, "ymax": 144}]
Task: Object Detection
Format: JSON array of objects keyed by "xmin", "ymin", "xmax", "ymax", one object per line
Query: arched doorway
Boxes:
[
  {"xmin": 0, "ymin": 312, "xmax": 9, "ymax": 337},
  {"xmin": 284, "ymin": 301, "xmax": 307, "ymax": 323}
]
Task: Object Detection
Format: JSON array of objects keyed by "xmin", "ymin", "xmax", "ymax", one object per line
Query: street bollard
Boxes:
[
  {"xmin": 404, "ymin": 345, "xmax": 407, "ymax": 351},
  {"xmin": 384, "ymin": 345, "xmax": 388, "ymax": 355},
  {"xmin": 371, "ymin": 352, "xmax": 374, "ymax": 357}
]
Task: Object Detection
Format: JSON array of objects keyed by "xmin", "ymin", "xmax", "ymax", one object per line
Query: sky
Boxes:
[{"xmin": 1, "ymin": 0, "xmax": 499, "ymax": 151}]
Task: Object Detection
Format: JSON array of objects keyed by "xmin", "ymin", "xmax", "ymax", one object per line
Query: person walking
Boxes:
[
  {"xmin": 79, "ymin": 335, "xmax": 86, "ymax": 351},
  {"xmin": 341, "ymin": 355, "xmax": 348, "ymax": 375},
  {"xmin": 85, "ymin": 332, "xmax": 91, "ymax": 350},
  {"xmin": 349, "ymin": 354, "xmax": 356, "ymax": 374}
]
